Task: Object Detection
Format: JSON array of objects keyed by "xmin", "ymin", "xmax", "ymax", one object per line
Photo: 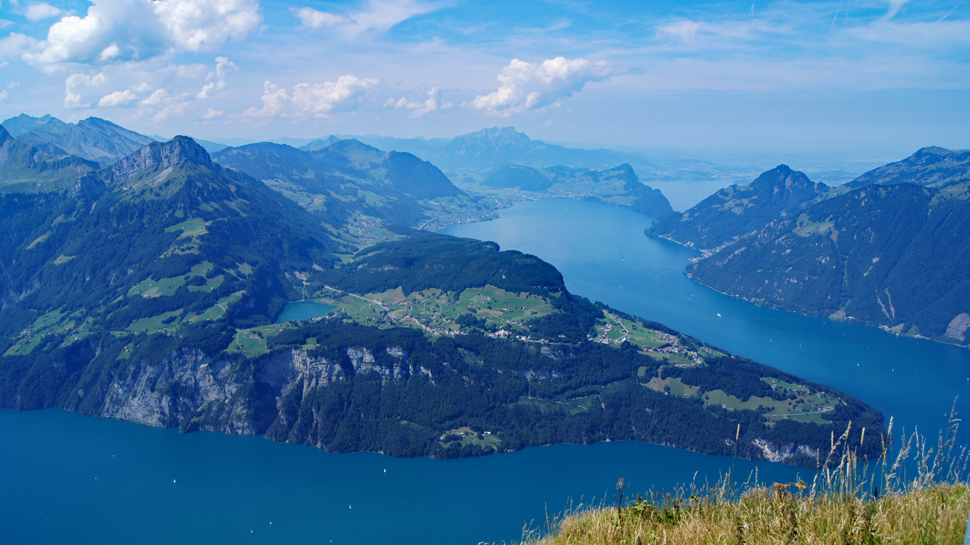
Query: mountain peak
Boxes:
[
  {"xmin": 302, "ymin": 135, "xmax": 342, "ymax": 152},
  {"xmin": 914, "ymin": 146, "xmax": 951, "ymax": 156},
  {"xmin": 103, "ymin": 136, "xmax": 213, "ymax": 186},
  {"xmin": 750, "ymin": 164, "xmax": 813, "ymax": 190},
  {"xmin": 848, "ymin": 146, "xmax": 970, "ymax": 189},
  {"xmin": 2, "ymin": 113, "xmax": 68, "ymax": 138}
]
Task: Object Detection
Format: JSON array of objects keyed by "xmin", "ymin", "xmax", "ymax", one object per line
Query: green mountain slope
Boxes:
[
  {"xmin": 480, "ymin": 163, "xmax": 673, "ymax": 216},
  {"xmin": 847, "ymin": 146, "xmax": 970, "ymax": 189},
  {"xmin": 685, "ymin": 182, "xmax": 970, "ymax": 345},
  {"xmin": 0, "ymin": 136, "xmax": 884, "ymax": 466},
  {"xmin": 648, "ymin": 165, "xmax": 831, "ymax": 251},
  {"xmin": 0, "ymin": 124, "xmax": 99, "ymax": 193},
  {"xmin": 213, "ymin": 139, "xmax": 496, "ymax": 232}
]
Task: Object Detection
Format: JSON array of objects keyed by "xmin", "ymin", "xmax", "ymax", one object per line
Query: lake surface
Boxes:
[
  {"xmin": 2, "ymin": 198, "xmax": 968, "ymax": 545},
  {"xmin": 275, "ymin": 300, "xmax": 335, "ymax": 323},
  {"xmin": 446, "ymin": 199, "xmax": 970, "ymax": 436}
]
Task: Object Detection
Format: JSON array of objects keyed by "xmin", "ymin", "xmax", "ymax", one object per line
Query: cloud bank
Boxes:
[
  {"xmin": 245, "ymin": 75, "xmax": 380, "ymax": 119},
  {"xmin": 22, "ymin": 0, "xmax": 261, "ymax": 68},
  {"xmin": 473, "ymin": 57, "xmax": 623, "ymax": 117}
]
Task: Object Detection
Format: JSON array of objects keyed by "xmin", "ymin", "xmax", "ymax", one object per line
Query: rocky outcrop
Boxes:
[
  {"xmin": 102, "ymin": 136, "xmax": 212, "ymax": 186},
  {"xmin": 945, "ymin": 313, "xmax": 970, "ymax": 341},
  {"xmin": 346, "ymin": 346, "xmax": 410, "ymax": 381},
  {"xmin": 98, "ymin": 346, "xmax": 413, "ymax": 438},
  {"xmin": 100, "ymin": 348, "xmax": 260, "ymax": 434},
  {"xmin": 751, "ymin": 438, "xmax": 819, "ymax": 464}
]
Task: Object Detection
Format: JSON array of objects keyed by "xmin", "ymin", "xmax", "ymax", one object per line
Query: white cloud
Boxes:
[
  {"xmin": 202, "ymin": 107, "xmax": 222, "ymax": 119},
  {"xmin": 59, "ymin": 56, "xmax": 237, "ymax": 119},
  {"xmin": 655, "ymin": 18, "xmax": 786, "ymax": 50},
  {"xmin": 293, "ymin": 0, "xmax": 436, "ymax": 36},
  {"xmin": 472, "ymin": 57, "xmax": 623, "ymax": 117},
  {"xmin": 886, "ymin": 0, "xmax": 911, "ymax": 20},
  {"xmin": 385, "ymin": 86, "xmax": 450, "ymax": 117},
  {"xmin": 140, "ymin": 88, "xmax": 168, "ymax": 106},
  {"xmin": 0, "ymin": 90, "xmax": 7, "ymax": 101},
  {"xmin": 98, "ymin": 43, "xmax": 121, "ymax": 61},
  {"xmin": 153, "ymin": 101, "xmax": 189, "ymax": 122},
  {"xmin": 294, "ymin": 7, "xmax": 348, "ymax": 30},
  {"xmin": 23, "ymin": 0, "xmax": 261, "ymax": 69},
  {"xmin": 245, "ymin": 75, "xmax": 380, "ymax": 119},
  {"xmin": 195, "ymin": 56, "xmax": 236, "ymax": 99},
  {"xmin": 98, "ymin": 88, "xmax": 137, "ymax": 107},
  {"xmin": 25, "ymin": 2, "xmax": 62, "ymax": 21},
  {"xmin": 154, "ymin": 0, "xmax": 262, "ymax": 52},
  {"xmin": 65, "ymin": 71, "xmax": 106, "ymax": 108},
  {"xmin": 657, "ymin": 20, "xmax": 702, "ymax": 44},
  {"xmin": 0, "ymin": 32, "xmax": 42, "ymax": 60}
]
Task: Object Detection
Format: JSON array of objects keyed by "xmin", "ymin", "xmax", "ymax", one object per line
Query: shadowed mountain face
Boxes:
[
  {"xmin": 660, "ymin": 148, "xmax": 970, "ymax": 347},
  {"xmin": 1, "ymin": 114, "xmax": 156, "ymax": 167},
  {"xmin": 648, "ymin": 165, "xmax": 830, "ymax": 250},
  {"xmin": 685, "ymin": 183, "xmax": 970, "ymax": 346},
  {"xmin": 0, "ymin": 124, "xmax": 99, "ymax": 193},
  {"xmin": 847, "ymin": 146, "xmax": 970, "ymax": 189},
  {"xmin": 213, "ymin": 138, "xmax": 486, "ymax": 229}
]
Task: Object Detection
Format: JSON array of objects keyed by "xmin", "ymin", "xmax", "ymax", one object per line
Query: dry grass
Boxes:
[
  {"xmin": 530, "ymin": 483, "xmax": 969, "ymax": 545},
  {"xmin": 527, "ymin": 405, "xmax": 970, "ymax": 545}
]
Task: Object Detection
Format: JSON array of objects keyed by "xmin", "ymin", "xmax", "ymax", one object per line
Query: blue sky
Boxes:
[{"xmin": 0, "ymin": 0, "xmax": 967, "ymax": 154}]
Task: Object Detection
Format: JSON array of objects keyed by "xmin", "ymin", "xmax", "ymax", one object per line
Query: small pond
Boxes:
[{"xmin": 275, "ymin": 301, "xmax": 335, "ymax": 323}]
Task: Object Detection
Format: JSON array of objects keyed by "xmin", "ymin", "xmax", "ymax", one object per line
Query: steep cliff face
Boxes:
[
  {"xmin": 100, "ymin": 348, "xmax": 261, "ymax": 433},
  {"xmin": 95, "ymin": 345, "xmax": 414, "ymax": 439}
]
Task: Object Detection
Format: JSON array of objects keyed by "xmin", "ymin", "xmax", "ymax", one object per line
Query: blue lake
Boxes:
[
  {"xmin": 275, "ymin": 300, "xmax": 335, "ymax": 323},
  {"xmin": 2, "ymin": 198, "xmax": 968, "ymax": 544}
]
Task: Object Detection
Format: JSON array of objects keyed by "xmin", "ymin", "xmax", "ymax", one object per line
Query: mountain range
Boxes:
[
  {"xmin": 0, "ymin": 124, "xmax": 99, "ymax": 193},
  {"xmin": 2, "ymin": 114, "xmax": 156, "ymax": 167},
  {"xmin": 650, "ymin": 147, "xmax": 970, "ymax": 346},
  {"xmin": 649, "ymin": 164, "xmax": 832, "ymax": 250},
  {"xmin": 0, "ymin": 118, "xmax": 884, "ymax": 465},
  {"xmin": 212, "ymin": 138, "xmax": 494, "ymax": 232},
  {"xmin": 479, "ymin": 163, "xmax": 672, "ymax": 216},
  {"xmin": 308, "ymin": 127, "xmax": 742, "ymax": 182}
]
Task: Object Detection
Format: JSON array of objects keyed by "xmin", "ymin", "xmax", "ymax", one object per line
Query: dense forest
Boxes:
[
  {"xmin": 0, "ymin": 132, "xmax": 887, "ymax": 467},
  {"xmin": 686, "ymin": 183, "xmax": 970, "ymax": 344}
]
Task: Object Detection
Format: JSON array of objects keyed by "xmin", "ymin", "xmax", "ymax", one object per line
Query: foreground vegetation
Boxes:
[{"xmin": 527, "ymin": 413, "xmax": 970, "ymax": 545}]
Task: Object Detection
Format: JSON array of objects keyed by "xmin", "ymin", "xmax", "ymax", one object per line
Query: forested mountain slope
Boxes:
[
  {"xmin": 648, "ymin": 165, "xmax": 831, "ymax": 251},
  {"xmin": 649, "ymin": 148, "xmax": 970, "ymax": 347},
  {"xmin": 685, "ymin": 182, "xmax": 970, "ymax": 345},
  {"xmin": 846, "ymin": 146, "xmax": 970, "ymax": 189},
  {"xmin": 213, "ymin": 139, "xmax": 495, "ymax": 231},
  {"xmin": 0, "ymin": 135, "xmax": 884, "ymax": 466}
]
